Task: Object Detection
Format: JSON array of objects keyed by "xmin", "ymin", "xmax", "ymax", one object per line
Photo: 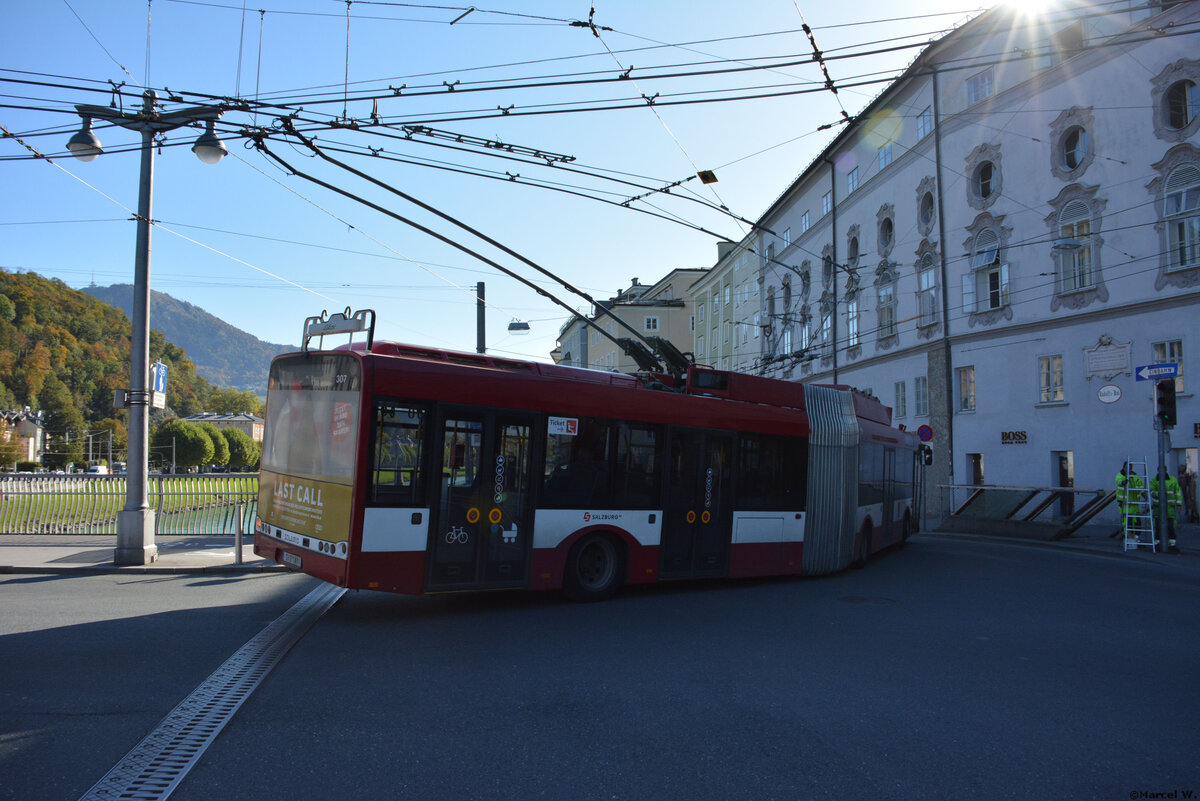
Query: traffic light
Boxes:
[{"xmin": 1156, "ymin": 379, "xmax": 1177, "ymax": 427}]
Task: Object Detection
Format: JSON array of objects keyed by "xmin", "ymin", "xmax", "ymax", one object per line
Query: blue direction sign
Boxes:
[
  {"xmin": 152, "ymin": 361, "xmax": 168, "ymax": 393},
  {"xmin": 1135, "ymin": 362, "xmax": 1178, "ymax": 381}
]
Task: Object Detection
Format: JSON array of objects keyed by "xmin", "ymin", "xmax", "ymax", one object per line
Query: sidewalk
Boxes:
[
  {"xmin": 0, "ymin": 534, "xmax": 288, "ymax": 575},
  {"xmin": 923, "ymin": 519, "xmax": 1198, "ymax": 564}
]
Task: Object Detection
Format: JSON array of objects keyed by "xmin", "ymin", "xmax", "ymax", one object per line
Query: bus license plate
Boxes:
[{"xmin": 282, "ymin": 551, "xmax": 302, "ymax": 569}]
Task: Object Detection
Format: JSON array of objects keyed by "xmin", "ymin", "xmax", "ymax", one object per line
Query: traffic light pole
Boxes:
[{"xmin": 1156, "ymin": 417, "xmax": 1168, "ymax": 553}]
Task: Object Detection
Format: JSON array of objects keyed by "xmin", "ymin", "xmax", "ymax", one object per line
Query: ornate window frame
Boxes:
[
  {"xmin": 1147, "ymin": 143, "xmax": 1200, "ymax": 289},
  {"xmin": 961, "ymin": 212, "xmax": 1014, "ymax": 327},
  {"xmin": 916, "ymin": 177, "xmax": 937, "ymax": 238},
  {"xmin": 965, "ymin": 143, "xmax": 1003, "ymax": 211},
  {"xmin": 877, "ymin": 203, "xmax": 896, "ymax": 258},
  {"xmin": 846, "ymin": 223, "xmax": 861, "ymax": 271},
  {"xmin": 1150, "ymin": 59, "xmax": 1200, "ymax": 144},
  {"xmin": 1049, "ymin": 106, "xmax": 1095, "ymax": 182},
  {"xmin": 1045, "ymin": 184, "xmax": 1108, "ymax": 311},
  {"xmin": 874, "ymin": 261, "xmax": 900, "ymax": 351},
  {"xmin": 914, "ymin": 240, "xmax": 940, "ymax": 339}
]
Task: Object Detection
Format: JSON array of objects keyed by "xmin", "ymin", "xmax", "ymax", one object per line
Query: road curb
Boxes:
[{"xmin": 0, "ymin": 564, "xmax": 290, "ymax": 576}]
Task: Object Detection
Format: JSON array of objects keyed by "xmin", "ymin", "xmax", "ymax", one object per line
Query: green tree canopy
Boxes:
[
  {"xmin": 152, "ymin": 419, "xmax": 213, "ymax": 470},
  {"xmin": 221, "ymin": 427, "xmax": 260, "ymax": 470},
  {"xmin": 196, "ymin": 421, "xmax": 230, "ymax": 467}
]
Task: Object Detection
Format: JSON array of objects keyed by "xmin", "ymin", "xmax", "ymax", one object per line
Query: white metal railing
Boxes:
[{"xmin": 0, "ymin": 474, "xmax": 258, "ymax": 535}]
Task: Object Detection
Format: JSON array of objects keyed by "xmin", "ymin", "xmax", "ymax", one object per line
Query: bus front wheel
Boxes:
[{"xmin": 563, "ymin": 533, "xmax": 625, "ymax": 602}]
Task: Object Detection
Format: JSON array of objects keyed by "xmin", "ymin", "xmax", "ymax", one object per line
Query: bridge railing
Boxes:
[{"xmin": 0, "ymin": 474, "xmax": 259, "ymax": 535}]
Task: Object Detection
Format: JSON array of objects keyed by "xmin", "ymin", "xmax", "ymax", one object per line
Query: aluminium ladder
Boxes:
[{"xmin": 1123, "ymin": 458, "xmax": 1157, "ymax": 552}]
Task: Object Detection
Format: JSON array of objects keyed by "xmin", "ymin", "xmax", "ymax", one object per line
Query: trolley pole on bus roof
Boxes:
[{"xmin": 476, "ymin": 282, "xmax": 486, "ymax": 354}]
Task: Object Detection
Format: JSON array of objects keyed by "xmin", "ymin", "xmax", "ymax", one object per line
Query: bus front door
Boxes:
[
  {"xmin": 428, "ymin": 411, "xmax": 535, "ymax": 590},
  {"xmin": 660, "ymin": 430, "xmax": 733, "ymax": 578}
]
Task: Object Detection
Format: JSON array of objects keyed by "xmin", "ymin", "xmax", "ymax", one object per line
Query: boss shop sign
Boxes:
[{"xmin": 1001, "ymin": 430, "xmax": 1029, "ymax": 445}]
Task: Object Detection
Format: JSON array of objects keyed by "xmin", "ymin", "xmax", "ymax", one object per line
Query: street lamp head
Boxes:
[
  {"xmin": 66, "ymin": 117, "xmax": 103, "ymax": 161},
  {"xmin": 508, "ymin": 319, "xmax": 531, "ymax": 334},
  {"xmin": 191, "ymin": 118, "xmax": 228, "ymax": 164}
]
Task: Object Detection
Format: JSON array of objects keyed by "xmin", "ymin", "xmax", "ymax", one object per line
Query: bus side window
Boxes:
[
  {"xmin": 372, "ymin": 404, "xmax": 427, "ymax": 505},
  {"xmin": 543, "ymin": 417, "xmax": 610, "ymax": 508},
  {"xmin": 615, "ymin": 423, "xmax": 659, "ymax": 509}
]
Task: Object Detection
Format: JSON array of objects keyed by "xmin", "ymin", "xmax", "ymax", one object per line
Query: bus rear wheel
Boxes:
[{"xmin": 563, "ymin": 533, "xmax": 625, "ymax": 602}]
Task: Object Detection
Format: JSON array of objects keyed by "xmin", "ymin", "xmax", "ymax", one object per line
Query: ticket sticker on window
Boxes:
[{"xmin": 548, "ymin": 416, "xmax": 579, "ymax": 436}]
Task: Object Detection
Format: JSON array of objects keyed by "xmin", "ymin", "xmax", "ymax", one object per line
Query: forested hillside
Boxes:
[
  {"xmin": 83, "ymin": 283, "xmax": 292, "ymax": 392},
  {"xmin": 0, "ymin": 269, "xmax": 246, "ymax": 467}
]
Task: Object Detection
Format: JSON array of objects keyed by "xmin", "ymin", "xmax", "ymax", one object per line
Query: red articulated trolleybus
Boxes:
[{"xmin": 255, "ymin": 309, "xmax": 922, "ymax": 601}]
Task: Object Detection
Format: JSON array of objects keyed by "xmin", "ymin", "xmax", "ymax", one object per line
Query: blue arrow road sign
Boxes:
[{"xmin": 1135, "ymin": 363, "xmax": 1178, "ymax": 381}]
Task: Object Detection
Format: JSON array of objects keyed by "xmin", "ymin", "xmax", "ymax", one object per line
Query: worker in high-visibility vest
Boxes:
[
  {"xmin": 1115, "ymin": 462, "xmax": 1144, "ymax": 534},
  {"xmin": 1150, "ymin": 470, "xmax": 1183, "ymax": 553}
]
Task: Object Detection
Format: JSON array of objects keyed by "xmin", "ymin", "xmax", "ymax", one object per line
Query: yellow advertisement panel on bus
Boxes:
[{"xmin": 258, "ymin": 469, "xmax": 354, "ymax": 544}]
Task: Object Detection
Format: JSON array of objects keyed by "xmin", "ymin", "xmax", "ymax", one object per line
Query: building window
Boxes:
[
  {"xmin": 800, "ymin": 210, "xmax": 810, "ymax": 234},
  {"xmin": 724, "ymin": 321, "xmax": 732, "ymax": 344},
  {"xmin": 973, "ymin": 161, "xmax": 996, "ymax": 201},
  {"xmin": 957, "ymin": 366, "xmax": 976, "ymax": 412},
  {"xmin": 915, "ymin": 375, "xmax": 929, "ymax": 416},
  {"xmin": 644, "ymin": 316, "xmax": 660, "ymax": 332},
  {"xmin": 848, "ymin": 167, "xmax": 860, "ymax": 194},
  {"xmin": 1049, "ymin": 107, "xmax": 1096, "ymax": 180},
  {"xmin": 724, "ymin": 285, "xmax": 731, "ymax": 305},
  {"xmin": 847, "ymin": 298, "xmax": 859, "ymax": 348},
  {"xmin": 697, "ymin": 334, "xmax": 705, "ymax": 356},
  {"xmin": 918, "ymin": 254, "xmax": 938, "ymax": 326},
  {"xmin": 877, "ymin": 279, "xmax": 896, "ymax": 339},
  {"xmin": 1152, "ymin": 60, "xmax": 1200, "ymax": 143},
  {"xmin": 917, "ymin": 181, "xmax": 936, "ymax": 236},
  {"xmin": 1165, "ymin": 163, "xmax": 1200, "ymax": 271},
  {"xmin": 781, "ymin": 328, "xmax": 792, "ymax": 356},
  {"xmin": 878, "ymin": 142, "xmax": 893, "ymax": 170},
  {"xmin": 917, "ymin": 106, "xmax": 933, "ymax": 139},
  {"xmin": 1059, "ymin": 199, "xmax": 1094, "ymax": 291},
  {"xmin": 820, "ymin": 313, "xmax": 833, "ymax": 358},
  {"xmin": 878, "ymin": 216, "xmax": 894, "ymax": 252},
  {"xmin": 1039, "ymin": 355, "xmax": 1065, "ymax": 403},
  {"xmin": 1062, "ymin": 126, "xmax": 1089, "ymax": 171},
  {"xmin": 965, "ymin": 227, "xmax": 1009, "ymax": 313},
  {"xmin": 822, "ymin": 191, "xmax": 832, "ymax": 216},
  {"xmin": 697, "ymin": 300, "xmax": 705, "ymax": 325},
  {"xmin": 967, "ymin": 68, "xmax": 994, "ymax": 105},
  {"xmin": 1152, "ymin": 340, "xmax": 1185, "ymax": 392},
  {"xmin": 894, "ymin": 381, "xmax": 907, "ymax": 418},
  {"xmin": 1167, "ymin": 79, "xmax": 1199, "ymax": 130},
  {"xmin": 847, "ymin": 235, "xmax": 860, "ymax": 269},
  {"xmin": 783, "ymin": 227, "xmax": 791, "ymax": 249},
  {"xmin": 753, "ymin": 313, "xmax": 760, "ymax": 338}
]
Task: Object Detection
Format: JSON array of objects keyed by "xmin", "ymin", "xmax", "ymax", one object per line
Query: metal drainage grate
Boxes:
[{"xmin": 78, "ymin": 582, "xmax": 346, "ymax": 801}]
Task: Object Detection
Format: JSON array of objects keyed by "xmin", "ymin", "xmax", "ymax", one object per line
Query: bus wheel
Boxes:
[
  {"xmin": 563, "ymin": 533, "xmax": 624, "ymax": 602},
  {"xmin": 898, "ymin": 513, "xmax": 913, "ymax": 549},
  {"xmin": 855, "ymin": 524, "xmax": 871, "ymax": 569}
]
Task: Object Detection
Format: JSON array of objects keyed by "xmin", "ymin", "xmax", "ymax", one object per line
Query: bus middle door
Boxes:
[
  {"xmin": 428, "ymin": 410, "xmax": 535, "ymax": 590},
  {"xmin": 660, "ymin": 429, "xmax": 732, "ymax": 578}
]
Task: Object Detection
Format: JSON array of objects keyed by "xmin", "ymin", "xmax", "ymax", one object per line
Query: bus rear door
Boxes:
[
  {"xmin": 427, "ymin": 409, "xmax": 536, "ymax": 590},
  {"xmin": 660, "ymin": 429, "xmax": 733, "ymax": 578}
]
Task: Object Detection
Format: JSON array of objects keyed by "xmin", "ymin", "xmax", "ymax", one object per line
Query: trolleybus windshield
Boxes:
[{"xmin": 258, "ymin": 354, "xmax": 362, "ymax": 556}]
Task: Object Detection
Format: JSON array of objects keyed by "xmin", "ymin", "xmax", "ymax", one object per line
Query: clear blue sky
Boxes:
[{"xmin": 1, "ymin": 0, "xmax": 996, "ymax": 364}]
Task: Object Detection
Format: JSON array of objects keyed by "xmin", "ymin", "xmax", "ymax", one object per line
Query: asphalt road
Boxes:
[{"xmin": 3, "ymin": 536, "xmax": 1198, "ymax": 801}]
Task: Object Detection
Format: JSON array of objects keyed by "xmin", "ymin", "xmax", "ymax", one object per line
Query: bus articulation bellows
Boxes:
[{"xmin": 255, "ymin": 340, "xmax": 921, "ymax": 601}]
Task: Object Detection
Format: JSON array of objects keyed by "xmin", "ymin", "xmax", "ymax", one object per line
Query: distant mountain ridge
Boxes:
[{"xmin": 83, "ymin": 284, "xmax": 292, "ymax": 393}]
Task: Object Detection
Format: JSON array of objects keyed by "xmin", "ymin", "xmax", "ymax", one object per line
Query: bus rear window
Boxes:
[{"xmin": 263, "ymin": 354, "xmax": 362, "ymax": 481}]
